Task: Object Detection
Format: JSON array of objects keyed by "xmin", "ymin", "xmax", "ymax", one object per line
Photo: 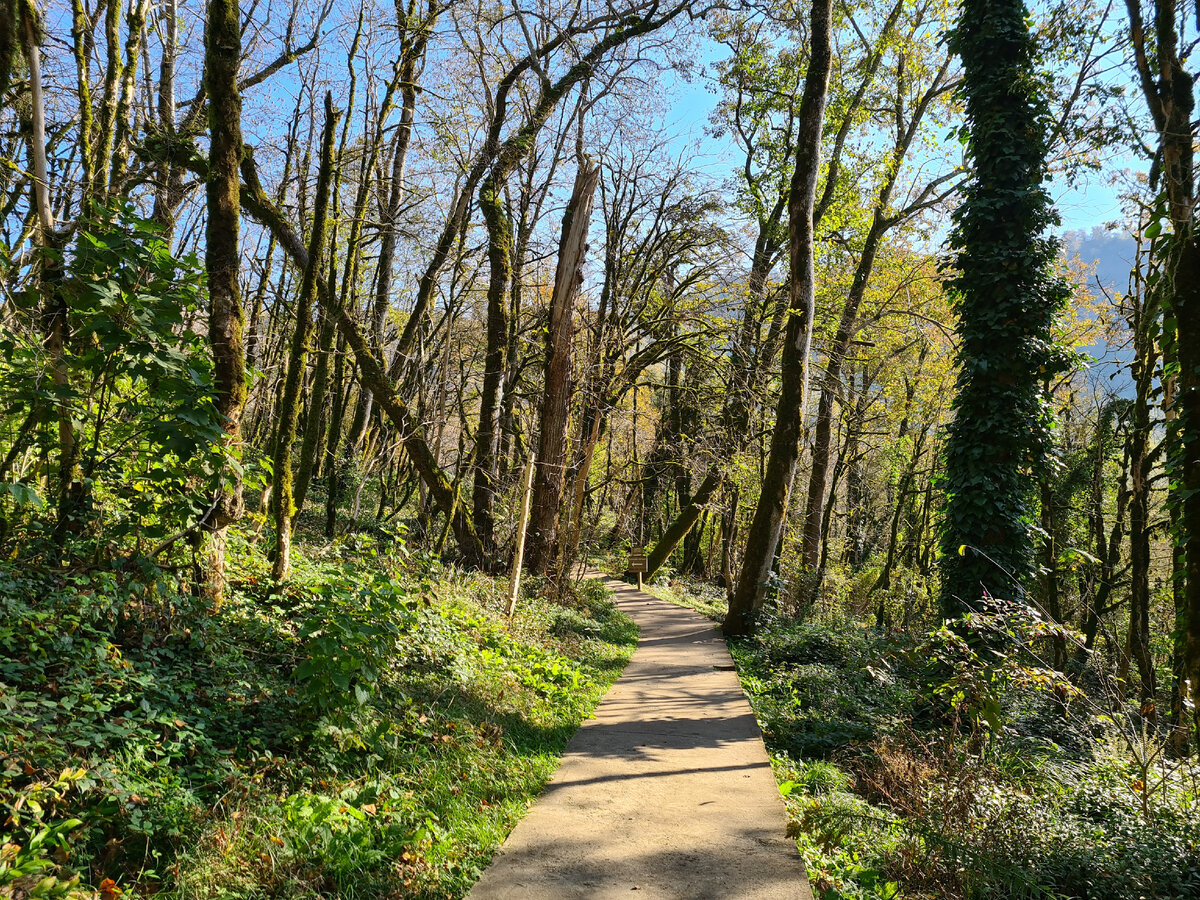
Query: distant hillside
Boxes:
[
  {"xmin": 1062, "ymin": 227, "xmax": 1137, "ymax": 396},
  {"xmin": 1064, "ymin": 226, "xmax": 1138, "ymax": 296}
]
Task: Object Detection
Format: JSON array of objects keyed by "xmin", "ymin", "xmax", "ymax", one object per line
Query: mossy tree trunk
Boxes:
[
  {"xmin": 270, "ymin": 94, "xmax": 338, "ymax": 583},
  {"xmin": 202, "ymin": 0, "xmax": 248, "ymax": 602},
  {"xmin": 293, "ymin": 304, "xmax": 336, "ymax": 518},
  {"xmin": 726, "ymin": 0, "xmax": 834, "ymax": 637}
]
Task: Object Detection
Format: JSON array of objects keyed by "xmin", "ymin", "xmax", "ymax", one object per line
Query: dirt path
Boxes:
[{"xmin": 468, "ymin": 574, "xmax": 812, "ymax": 899}]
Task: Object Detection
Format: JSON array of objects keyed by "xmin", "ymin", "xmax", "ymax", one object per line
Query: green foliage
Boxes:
[
  {"xmin": 0, "ymin": 766, "xmax": 90, "ymax": 899},
  {"xmin": 923, "ymin": 599, "xmax": 1082, "ymax": 739},
  {"xmin": 294, "ymin": 573, "xmax": 419, "ymax": 714},
  {"xmin": 731, "ymin": 621, "xmax": 914, "ymax": 758},
  {"xmin": 939, "ymin": 0, "xmax": 1073, "ymax": 613},
  {"xmin": 0, "ymin": 537, "xmax": 636, "ymax": 897},
  {"xmin": 0, "ymin": 204, "xmax": 229, "ymax": 555},
  {"xmin": 276, "ymin": 790, "xmax": 417, "ymax": 889},
  {"xmin": 721, "ymin": 597, "xmax": 1200, "ymax": 900}
]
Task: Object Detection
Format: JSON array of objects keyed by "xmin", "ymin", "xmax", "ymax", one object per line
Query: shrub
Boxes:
[{"xmin": 0, "ymin": 204, "xmax": 230, "ymax": 558}]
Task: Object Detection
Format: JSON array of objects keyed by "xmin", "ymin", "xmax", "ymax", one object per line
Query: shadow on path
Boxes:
[{"xmin": 468, "ymin": 573, "xmax": 812, "ymax": 900}]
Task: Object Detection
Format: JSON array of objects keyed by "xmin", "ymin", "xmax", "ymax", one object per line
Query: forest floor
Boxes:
[
  {"xmin": 7, "ymin": 527, "xmax": 1200, "ymax": 900},
  {"xmin": 0, "ymin": 529, "xmax": 640, "ymax": 899},
  {"xmin": 468, "ymin": 574, "xmax": 810, "ymax": 900}
]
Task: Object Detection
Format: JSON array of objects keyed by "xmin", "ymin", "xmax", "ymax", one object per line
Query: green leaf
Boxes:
[{"xmin": 0, "ymin": 481, "xmax": 46, "ymax": 508}]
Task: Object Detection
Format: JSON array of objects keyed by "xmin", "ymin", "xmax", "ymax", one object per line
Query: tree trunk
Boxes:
[
  {"xmin": 1124, "ymin": 0, "xmax": 1199, "ymax": 741},
  {"xmin": 1174, "ymin": 236, "xmax": 1200, "ymax": 740},
  {"xmin": 1126, "ymin": 290, "xmax": 1158, "ymax": 717},
  {"xmin": 94, "ymin": 0, "xmax": 123, "ymax": 199},
  {"xmin": 844, "ymin": 367, "xmax": 870, "ymax": 569},
  {"xmin": 646, "ymin": 471, "xmax": 721, "ymax": 577},
  {"xmin": 873, "ymin": 362, "xmax": 922, "ymax": 594},
  {"xmin": 472, "ymin": 172, "xmax": 513, "ymax": 554},
  {"xmin": 642, "ymin": 153, "xmax": 787, "ymax": 578},
  {"xmin": 801, "ymin": 215, "xmax": 888, "ymax": 569},
  {"xmin": 369, "ymin": 12, "xmax": 425, "ymax": 346},
  {"xmin": 557, "ymin": 402, "xmax": 605, "ymax": 576},
  {"xmin": 294, "ymin": 303, "xmax": 336, "ymax": 516},
  {"xmin": 324, "ymin": 326, "xmax": 347, "ymax": 539},
  {"xmin": 1040, "ymin": 477, "xmax": 1066, "ymax": 671},
  {"xmin": 727, "ymin": 0, "xmax": 833, "ymax": 637},
  {"xmin": 21, "ymin": 4, "xmax": 76, "ymax": 541},
  {"xmin": 233, "ymin": 147, "xmax": 488, "ymax": 567},
  {"xmin": 271, "ymin": 95, "xmax": 338, "ymax": 582},
  {"xmin": 201, "ymin": 0, "xmax": 247, "ymax": 602},
  {"xmin": 527, "ymin": 159, "xmax": 601, "ymax": 573},
  {"xmin": 150, "ymin": 0, "xmax": 178, "ymax": 228},
  {"xmin": 799, "ymin": 39, "xmax": 950, "ymax": 570},
  {"xmin": 108, "ymin": 0, "xmax": 147, "ymax": 191},
  {"xmin": 68, "ymin": 0, "xmax": 96, "ymax": 196},
  {"xmin": 938, "ymin": 0, "xmax": 1066, "ymax": 615}
]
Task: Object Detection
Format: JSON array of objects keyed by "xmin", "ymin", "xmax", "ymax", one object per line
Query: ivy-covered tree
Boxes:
[{"xmin": 938, "ymin": 0, "xmax": 1070, "ymax": 616}]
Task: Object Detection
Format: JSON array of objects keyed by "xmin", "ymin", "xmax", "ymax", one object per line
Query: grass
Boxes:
[
  {"xmin": 640, "ymin": 572, "xmax": 728, "ymax": 621},
  {"xmin": 0, "ymin": 529, "xmax": 637, "ymax": 899}
]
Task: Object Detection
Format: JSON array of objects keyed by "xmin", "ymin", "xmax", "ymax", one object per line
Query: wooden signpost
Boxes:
[{"xmin": 629, "ymin": 545, "xmax": 648, "ymax": 590}]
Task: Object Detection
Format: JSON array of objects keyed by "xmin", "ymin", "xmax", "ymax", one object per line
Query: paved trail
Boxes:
[{"xmin": 468, "ymin": 574, "xmax": 812, "ymax": 900}]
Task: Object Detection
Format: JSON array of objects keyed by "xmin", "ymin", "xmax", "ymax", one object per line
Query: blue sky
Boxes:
[
  {"xmin": 1055, "ymin": 177, "xmax": 1128, "ymax": 234},
  {"xmin": 662, "ymin": 47, "xmax": 1131, "ymax": 238}
]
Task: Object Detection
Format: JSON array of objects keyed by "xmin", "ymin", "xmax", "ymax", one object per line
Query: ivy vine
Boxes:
[{"xmin": 939, "ymin": 0, "xmax": 1073, "ymax": 616}]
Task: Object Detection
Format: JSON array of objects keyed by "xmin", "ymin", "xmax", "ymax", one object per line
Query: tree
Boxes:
[
  {"xmin": 1123, "ymin": 0, "xmax": 1200, "ymax": 743},
  {"xmin": 799, "ymin": 3, "xmax": 958, "ymax": 574},
  {"xmin": 470, "ymin": 0, "xmax": 704, "ymax": 555},
  {"xmin": 526, "ymin": 158, "xmax": 601, "ymax": 574},
  {"xmin": 938, "ymin": 0, "xmax": 1070, "ymax": 617},
  {"xmin": 270, "ymin": 94, "xmax": 337, "ymax": 583},
  {"xmin": 202, "ymin": 0, "xmax": 247, "ymax": 602},
  {"xmin": 726, "ymin": 0, "xmax": 834, "ymax": 636},
  {"xmin": 554, "ymin": 145, "xmax": 725, "ymax": 576}
]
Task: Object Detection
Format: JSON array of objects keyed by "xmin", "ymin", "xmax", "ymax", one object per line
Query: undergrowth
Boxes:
[
  {"xmin": 0, "ymin": 530, "xmax": 636, "ymax": 899},
  {"xmin": 653, "ymin": 572, "xmax": 1200, "ymax": 900}
]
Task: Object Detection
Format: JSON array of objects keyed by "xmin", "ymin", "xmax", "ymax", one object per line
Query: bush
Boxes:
[
  {"xmin": 727, "ymin": 601, "xmax": 1200, "ymax": 900},
  {"xmin": 0, "ymin": 204, "xmax": 230, "ymax": 558},
  {"xmin": 294, "ymin": 572, "xmax": 419, "ymax": 715}
]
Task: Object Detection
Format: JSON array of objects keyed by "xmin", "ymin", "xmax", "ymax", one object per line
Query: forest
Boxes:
[{"xmin": 1, "ymin": 0, "xmax": 1199, "ymax": 896}]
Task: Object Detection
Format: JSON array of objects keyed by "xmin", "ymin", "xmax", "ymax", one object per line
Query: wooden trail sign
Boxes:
[{"xmin": 629, "ymin": 546, "xmax": 647, "ymax": 589}]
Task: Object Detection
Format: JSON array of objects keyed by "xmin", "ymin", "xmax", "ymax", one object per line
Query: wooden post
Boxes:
[
  {"xmin": 629, "ymin": 545, "xmax": 648, "ymax": 592},
  {"xmin": 506, "ymin": 454, "xmax": 537, "ymax": 617}
]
